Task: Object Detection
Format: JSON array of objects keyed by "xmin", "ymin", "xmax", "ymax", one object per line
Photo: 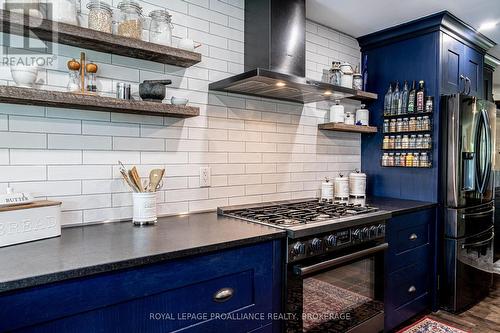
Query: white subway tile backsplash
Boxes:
[
  {"xmin": 0, "ymin": 3, "xmax": 361, "ymax": 223},
  {"xmin": 0, "ymin": 132, "xmax": 47, "ymax": 149},
  {"xmin": 48, "ymin": 134, "xmax": 112, "ymax": 150},
  {"xmin": 113, "ymin": 137, "xmax": 165, "ymax": 151},
  {"xmin": 10, "ymin": 149, "xmax": 82, "ymax": 165},
  {"xmin": 83, "ymin": 121, "xmax": 140, "ymax": 137},
  {"xmin": 0, "ymin": 166, "xmax": 46, "ymax": 182},
  {"xmin": 10, "ymin": 116, "xmax": 81, "ymax": 134}
]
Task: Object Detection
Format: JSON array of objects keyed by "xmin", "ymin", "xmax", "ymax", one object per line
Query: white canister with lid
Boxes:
[
  {"xmin": 344, "ymin": 111, "xmax": 355, "ymax": 125},
  {"xmin": 349, "ymin": 169, "xmax": 367, "ymax": 196},
  {"xmin": 356, "ymin": 104, "xmax": 369, "ymax": 126},
  {"xmin": 340, "ymin": 62, "xmax": 353, "ymax": 88},
  {"xmin": 321, "ymin": 177, "xmax": 334, "ymax": 201},
  {"xmin": 334, "ymin": 174, "xmax": 349, "ymax": 200},
  {"xmin": 329, "ymin": 100, "xmax": 344, "ymax": 123}
]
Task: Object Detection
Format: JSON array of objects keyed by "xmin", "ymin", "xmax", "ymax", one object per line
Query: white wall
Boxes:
[{"xmin": 0, "ymin": 1, "xmax": 362, "ymax": 226}]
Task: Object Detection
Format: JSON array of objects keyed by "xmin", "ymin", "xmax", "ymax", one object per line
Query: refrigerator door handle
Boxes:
[{"xmin": 475, "ymin": 109, "xmax": 492, "ymax": 195}]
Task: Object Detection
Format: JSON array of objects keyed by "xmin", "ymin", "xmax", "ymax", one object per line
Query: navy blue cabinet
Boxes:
[
  {"xmin": 441, "ymin": 32, "xmax": 484, "ymax": 97},
  {"xmin": 384, "ymin": 208, "xmax": 436, "ymax": 332},
  {"xmin": 0, "ymin": 240, "xmax": 283, "ymax": 333}
]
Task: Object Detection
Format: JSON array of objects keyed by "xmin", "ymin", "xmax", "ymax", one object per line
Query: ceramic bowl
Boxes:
[
  {"xmin": 10, "ymin": 65, "xmax": 39, "ymax": 88},
  {"xmin": 171, "ymin": 97, "xmax": 188, "ymax": 106}
]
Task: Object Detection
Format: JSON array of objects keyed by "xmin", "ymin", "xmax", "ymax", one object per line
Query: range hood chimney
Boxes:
[
  {"xmin": 244, "ymin": 0, "xmax": 305, "ymax": 77},
  {"xmin": 208, "ymin": 0, "xmax": 365, "ymax": 104}
]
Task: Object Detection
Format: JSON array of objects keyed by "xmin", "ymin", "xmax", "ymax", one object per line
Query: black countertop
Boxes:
[
  {"xmin": 0, "ymin": 197, "xmax": 435, "ymax": 294},
  {"xmin": 368, "ymin": 196, "xmax": 436, "ymax": 216},
  {"xmin": 0, "ymin": 213, "xmax": 285, "ymax": 293}
]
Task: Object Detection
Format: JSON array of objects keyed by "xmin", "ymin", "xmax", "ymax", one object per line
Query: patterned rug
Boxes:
[
  {"xmin": 303, "ymin": 277, "xmax": 372, "ymax": 331},
  {"xmin": 397, "ymin": 317, "xmax": 471, "ymax": 333}
]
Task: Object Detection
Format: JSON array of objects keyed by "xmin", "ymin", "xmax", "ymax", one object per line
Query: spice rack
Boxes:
[{"xmin": 381, "ymin": 105, "xmax": 434, "ymax": 169}]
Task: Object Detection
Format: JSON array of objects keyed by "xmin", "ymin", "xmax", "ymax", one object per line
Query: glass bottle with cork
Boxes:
[{"xmin": 416, "ymin": 80, "xmax": 425, "ymax": 113}]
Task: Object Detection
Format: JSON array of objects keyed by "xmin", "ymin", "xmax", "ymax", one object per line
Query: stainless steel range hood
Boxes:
[{"xmin": 209, "ymin": 0, "xmax": 374, "ymax": 104}]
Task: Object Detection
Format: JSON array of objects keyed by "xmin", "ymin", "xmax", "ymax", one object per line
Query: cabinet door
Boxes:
[
  {"xmin": 463, "ymin": 46, "xmax": 484, "ymax": 97},
  {"xmin": 441, "ymin": 33, "xmax": 465, "ymax": 94}
]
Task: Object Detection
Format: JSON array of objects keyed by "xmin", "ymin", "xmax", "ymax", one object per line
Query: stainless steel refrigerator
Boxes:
[{"xmin": 440, "ymin": 94, "xmax": 496, "ymax": 312}]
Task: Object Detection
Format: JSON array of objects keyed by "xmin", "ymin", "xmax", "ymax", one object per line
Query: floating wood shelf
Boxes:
[
  {"xmin": 0, "ymin": 10, "xmax": 201, "ymax": 67},
  {"xmin": 318, "ymin": 123, "xmax": 378, "ymax": 133},
  {"xmin": 349, "ymin": 90, "xmax": 378, "ymax": 102},
  {"xmin": 0, "ymin": 86, "xmax": 199, "ymax": 118}
]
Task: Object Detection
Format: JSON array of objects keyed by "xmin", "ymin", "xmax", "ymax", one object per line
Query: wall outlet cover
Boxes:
[{"xmin": 199, "ymin": 167, "xmax": 211, "ymax": 187}]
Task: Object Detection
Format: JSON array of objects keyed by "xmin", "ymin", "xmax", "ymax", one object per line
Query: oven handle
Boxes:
[{"xmin": 293, "ymin": 243, "xmax": 389, "ymax": 276}]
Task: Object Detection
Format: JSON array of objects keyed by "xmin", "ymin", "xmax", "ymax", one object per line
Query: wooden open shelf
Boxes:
[
  {"xmin": 349, "ymin": 90, "xmax": 378, "ymax": 102},
  {"xmin": 0, "ymin": 86, "xmax": 199, "ymax": 118},
  {"xmin": 318, "ymin": 123, "xmax": 378, "ymax": 134},
  {"xmin": 0, "ymin": 10, "xmax": 201, "ymax": 67}
]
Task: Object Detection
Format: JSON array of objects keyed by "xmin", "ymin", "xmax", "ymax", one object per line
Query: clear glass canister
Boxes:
[
  {"xmin": 149, "ymin": 9, "xmax": 173, "ymax": 46},
  {"xmin": 117, "ymin": 1, "xmax": 144, "ymax": 39},
  {"xmin": 87, "ymin": 1, "xmax": 113, "ymax": 33}
]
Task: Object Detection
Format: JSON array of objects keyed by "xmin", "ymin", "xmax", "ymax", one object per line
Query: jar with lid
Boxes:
[
  {"xmin": 413, "ymin": 153, "xmax": 420, "ymax": 167},
  {"xmin": 383, "ymin": 119, "xmax": 389, "ymax": 133},
  {"xmin": 117, "ymin": 1, "xmax": 144, "ymax": 39},
  {"xmin": 389, "ymin": 136, "xmax": 395, "ymax": 149},
  {"xmin": 388, "ymin": 153, "xmax": 395, "ymax": 166},
  {"xmin": 420, "ymin": 152, "xmax": 429, "ymax": 167},
  {"xmin": 382, "ymin": 153, "xmax": 389, "ymax": 166},
  {"xmin": 402, "ymin": 118, "xmax": 409, "ymax": 132},
  {"xmin": 383, "ymin": 136, "xmax": 389, "ymax": 149},
  {"xmin": 389, "ymin": 119, "xmax": 396, "ymax": 132},
  {"xmin": 409, "ymin": 117, "xmax": 417, "ymax": 131},
  {"xmin": 396, "ymin": 118, "xmax": 403, "ymax": 132},
  {"xmin": 409, "ymin": 135, "xmax": 417, "ymax": 149},
  {"xmin": 395, "ymin": 153, "xmax": 401, "ymax": 166},
  {"xmin": 416, "ymin": 134, "xmax": 424, "ymax": 148},
  {"xmin": 149, "ymin": 9, "xmax": 173, "ymax": 46},
  {"xmin": 416, "ymin": 117, "xmax": 423, "ymax": 131},
  {"xmin": 400, "ymin": 153, "xmax": 407, "ymax": 167},
  {"xmin": 395, "ymin": 135, "xmax": 402, "ymax": 149},
  {"xmin": 424, "ymin": 134, "xmax": 432, "ymax": 148},
  {"xmin": 402, "ymin": 135, "xmax": 409, "ymax": 149},
  {"xmin": 87, "ymin": 1, "xmax": 113, "ymax": 33},
  {"xmin": 329, "ymin": 62, "xmax": 342, "ymax": 86},
  {"xmin": 422, "ymin": 116, "xmax": 430, "ymax": 131},
  {"xmin": 406, "ymin": 153, "xmax": 413, "ymax": 167}
]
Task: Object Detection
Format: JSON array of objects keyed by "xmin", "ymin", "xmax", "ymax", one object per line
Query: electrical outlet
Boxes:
[{"xmin": 199, "ymin": 167, "xmax": 211, "ymax": 187}]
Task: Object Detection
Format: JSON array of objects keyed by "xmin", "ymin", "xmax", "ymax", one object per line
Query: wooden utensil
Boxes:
[
  {"xmin": 120, "ymin": 169, "xmax": 138, "ymax": 192},
  {"xmin": 147, "ymin": 169, "xmax": 165, "ymax": 192},
  {"xmin": 129, "ymin": 167, "xmax": 144, "ymax": 192}
]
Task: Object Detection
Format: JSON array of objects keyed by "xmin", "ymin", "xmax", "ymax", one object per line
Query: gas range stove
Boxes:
[{"xmin": 218, "ymin": 198, "xmax": 391, "ymax": 239}]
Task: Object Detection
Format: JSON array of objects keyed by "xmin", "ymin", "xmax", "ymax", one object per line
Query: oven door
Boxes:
[{"xmin": 286, "ymin": 242, "xmax": 388, "ymax": 333}]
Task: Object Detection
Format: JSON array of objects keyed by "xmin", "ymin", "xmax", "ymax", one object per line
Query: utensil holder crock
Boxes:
[{"xmin": 132, "ymin": 192, "xmax": 157, "ymax": 226}]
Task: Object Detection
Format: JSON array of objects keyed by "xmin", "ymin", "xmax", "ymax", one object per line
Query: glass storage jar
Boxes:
[
  {"xmin": 117, "ymin": 1, "xmax": 144, "ymax": 39},
  {"xmin": 149, "ymin": 9, "xmax": 173, "ymax": 46},
  {"xmin": 383, "ymin": 119, "xmax": 389, "ymax": 133},
  {"xmin": 87, "ymin": 1, "xmax": 113, "ymax": 33}
]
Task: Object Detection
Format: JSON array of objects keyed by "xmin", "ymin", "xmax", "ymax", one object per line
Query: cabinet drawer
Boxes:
[
  {"xmin": 386, "ymin": 262, "xmax": 429, "ymax": 309},
  {"xmin": 394, "ymin": 222, "xmax": 429, "ymax": 253},
  {"xmin": 385, "ymin": 293, "xmax": 429, "ymax": 332}
]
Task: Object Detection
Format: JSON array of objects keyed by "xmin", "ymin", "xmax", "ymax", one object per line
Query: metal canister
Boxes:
[{"xmin": 116, "ymin": 82, "xmax": 131, "ymax": 99}]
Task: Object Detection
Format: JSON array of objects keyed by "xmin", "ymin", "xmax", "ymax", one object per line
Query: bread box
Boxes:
[{"xmin": 0, "ymin": 200, "xmax": 62, "ymax": 247}]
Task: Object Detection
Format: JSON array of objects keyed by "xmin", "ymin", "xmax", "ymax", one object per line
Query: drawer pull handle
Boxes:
[
  {"xmin": 213, "ymin": 288, "xmax": 234, "ymax": 303},
  {"xmin": 409, "ymin": 233, "xmax": 418, "ymax": 241},
  {"xmin": 408, "ymin": 286, "xmax": 416, "ymax": 293}
]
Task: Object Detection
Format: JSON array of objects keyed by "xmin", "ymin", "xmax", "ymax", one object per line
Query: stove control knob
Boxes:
[
  {"xmin": 352, "ymin": 229, "xmax": 361, "ymax": 241},
  {"xmin": 310, "ymin": 238, "xmax": 322, "ymax": 252},
  {"xmin": 361, "ymin": 227, "xmax": 370, "ymax": 240},
  {"xmin": 325, "ymin": 234, "xmax": 337, "ymax": 247},
  {"xmin": 377, "ymin": 224, "xmax": 386, "ymax": 236},
  {"xmin": 291, "ymin": 242, "xmax": 305, "ymax": 255},
  {"xmin": 369, "ymin": 226, "xmax": 378, "ymax": 237}
]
